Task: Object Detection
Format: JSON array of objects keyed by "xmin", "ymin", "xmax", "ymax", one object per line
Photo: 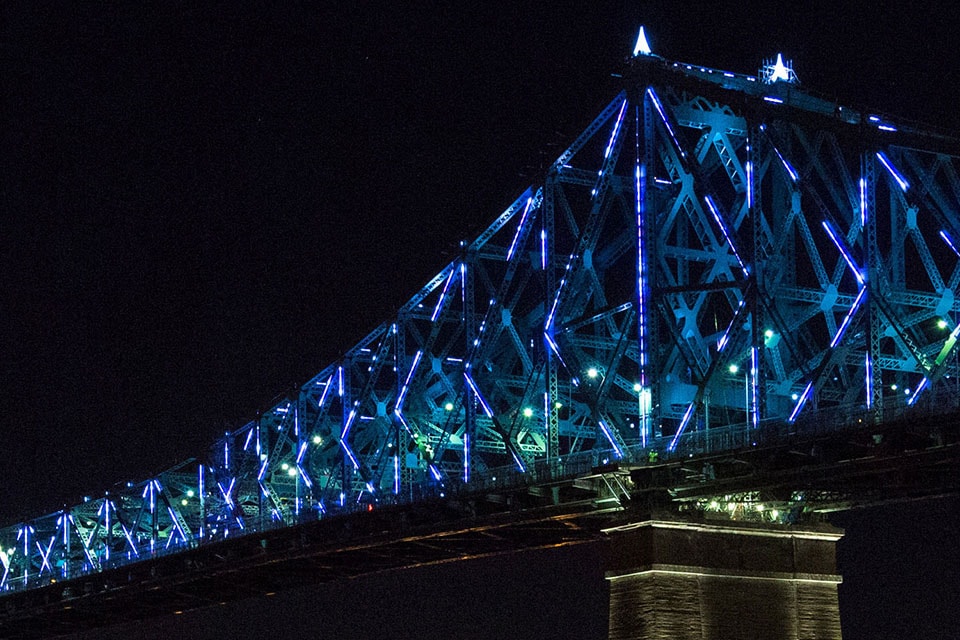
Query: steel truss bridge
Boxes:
[{"xmin": 3, "ymin": 29, "xmax": 960, "ymax": 627}]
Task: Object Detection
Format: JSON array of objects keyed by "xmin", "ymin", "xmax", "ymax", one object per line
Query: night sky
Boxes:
[{"xmin": 2, "ymin": 3, "xmax": 959, "ymax": 638}]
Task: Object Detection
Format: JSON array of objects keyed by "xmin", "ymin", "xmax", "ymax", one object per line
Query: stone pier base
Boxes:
[{"xmin": 605, "ymin": 520, "xmax": 843, "ymax": 640}]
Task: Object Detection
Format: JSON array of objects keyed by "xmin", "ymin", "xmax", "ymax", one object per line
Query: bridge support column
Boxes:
[{"xmin": 604, "ymin": 520, "xmax": 843, "ymax": 640}]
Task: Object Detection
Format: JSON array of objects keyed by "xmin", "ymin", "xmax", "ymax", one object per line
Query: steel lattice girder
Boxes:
[{"xmin": 3, "ymin": 50, "xmax": 960, "ymax": 596}]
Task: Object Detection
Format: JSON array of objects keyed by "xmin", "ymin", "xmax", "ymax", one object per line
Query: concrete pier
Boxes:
[{"xmin": 605, "ymin": 520, "xmax": 843, "ymax": 639}]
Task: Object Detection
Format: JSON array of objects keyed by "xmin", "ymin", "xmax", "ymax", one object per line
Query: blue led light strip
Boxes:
[
  {"xmin": 822, "ymin": 220, "xmax": 865, "ymax": 285},
  {"xmin": 463, "ymin": 372, "xmax": 495, "ymax": 418},
  {"xmin": 543, "ymin": 331, "xmax": 569, "ymax": 369},
  {"xmin": 787, "ymin": 382, "xmax": 814, "ymax": 423},
  {"xmin": 668, "ymin": 403, "xmax": 696, "ymax": 451},
  {"xmin": 704, "ymin": 195, "xmax": 748, "ymax": 277},
  {"xmin": 876, "ymin": 151, "xmax": 909, "ymax": 192},
  {"xmin": 635, "ymin": 105, "xmax": 649, "ymax": 385},
  {"xmin": 908, "ymin": 377, "xmax": 928, "ymax": 406},
  {"xmin": 940, "ymin": 230, "xmax": 960, "ymax": 258},
  {"xmin": 717, "ymin": 300, "xmax": 746, "ymax": 351},
  {"xmin": 506, "ymin": 197, "xmax": 534, "ymax": 261},
  {"xmin": 597, "ymin": 420, "xmax": 624, "ymax": 458},
  {"xmin": 859, "ymin": 176, "xmax": 868, "ymax": 227},
  {"xmin": 750, "ymin": 346, "xmax": 760, "ymax": 429},
  {"xmin": 646, "ymin": 87, "xmax": 685, "ymax": 159},
  {"xmin": 830, "ymin": 286, "xmax": 867, "ymax": 348},
  {"xmin": 431, "ymin": 269, "xmax": 455, "ymax": 322},
  {"xmin": 770, "ymin": 144, "xmax": 799, "ymax": 182},
  {"xmin": 395, "ymin": 350, "xmax": 423, "ymax": 411}
]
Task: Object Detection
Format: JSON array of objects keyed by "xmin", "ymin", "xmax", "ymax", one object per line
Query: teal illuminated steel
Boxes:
[{"xmin": 3, "ymin": 32, "xmax": 960, "ymax": 596}]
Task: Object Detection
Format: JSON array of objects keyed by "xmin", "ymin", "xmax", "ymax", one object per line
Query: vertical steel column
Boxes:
[
  {"xmin": 463, "ymin": 252, "xmax": 476, "ymax": 481},
  {"xmin": 341, "ymin": 363, "xmax": 352, "ymax": 506},
  {"xmin": 641, "ymin": 88, "xmax": 661, "ymax": 438},
  {"xmin": 863, "ymin": 151, "xmax": 883, "ymax": 421},
  {"xmin": 747, "ymin": 127, "xmax": 766, "ymax": 438},
  {"xmin": 543, "ymin": 174, "xmax": 560, "ymax": 460},
  {"xmin": 394, "ymin": 320, "xmax": 405, "ymax": 497}
]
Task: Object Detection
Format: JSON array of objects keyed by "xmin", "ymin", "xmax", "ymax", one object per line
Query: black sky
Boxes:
[{"xmin": 2, "ymin": 3, "xmax": 959, "ymax": 637}]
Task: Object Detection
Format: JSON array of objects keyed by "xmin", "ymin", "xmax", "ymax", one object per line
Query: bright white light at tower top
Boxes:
[
  {"xmin": 761, "ymin": 53, "xmax": 798, "ymax": 84},
  {"xmin": 633, "ymin": 26, "xmax": 652, "ymax": 56}
]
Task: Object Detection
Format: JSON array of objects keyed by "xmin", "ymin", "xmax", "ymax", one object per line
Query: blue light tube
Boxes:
[
  {"xmin": 296, "ymin": 441, "xmax": 308, "ymax": 464},
  {"xmin": 119, "ymin": 521, "xmax": 139, "ymax": 557},
  {"xmin": 717, "ymin": 300, "xmax": 746, "ymax": 351},
  {"xmin": 243, "ymin": 427, "xmax": 254, "ymax": 451},
  {"xmin": 540, "ymin": 229, "xmax": 547, "ymax": 270},
  {"xmin": 506, "ymin": 197, "xmax": 534, "ymax": 261},
  {"xmin": 745, "ymin": 159, "xmax": 754, "ymax": 209},
  {"xmin": 865, "ymin": 352, "xmax": 873, "ymax": 409},
  {"xmin": 464, "ymin": 372, "xmax": 495, "ymax": 418},
  {"xmin": 341, "ymin": 407, "xmax": 358, "ymax": 440},
  {"xmin": 940, "ymin": 230, "xmax": 960, "ymax": 258},
  {"xmin": 396, "ymin": 350, "xmax": 423, "ymax": 411},
  {"xmin": 338, "ymin": 366, "xmax": 344, "ymax": 397},
  {"xmin": 860, "ymin": 177, "xmax": 868, "ymax": 227},
  {"xmin": 509, "ymin": 449, "xmax": 527, "ymax": 473},
  {"xmin": 704, "ymin": 195, "xmax": 748, "ymax": 276},
  {"xmin": 463, "ymin": 431, "xmax": 470, "ymax": 482},
  {"xmin": 218, "ymin": 479, "xmax": 235, "ymax": 508},
  {"xmin": 822, "ymin": 221, "xmax": 865, "ymax": 284},
  {"xmin": 38, "ymin": 537, "xmax": 54, "ymax": 574},
  {"xmin": 317, "ymin": 374, "xmax": 334, "ymax": 409},
  {"xmin": 668, "ymin": 403, "xmax": 696, "ymax": 451},
  {"xmin": 257, "ymin": 457, "xmax": 269, "ymax": 481},
  {"xmin": 598, "ymin": 420, "xmax": 624, "ymax": 458},
  {"xmin": 429, "ymin": 464, "xmax": 443, "ymax": 481},
  {"xmin": 830, "ymin": 286, "xmax": 867, "ymax": 348},
  {"xmin": 105, "ymin": 504, "xmax": 140, "ymax": 557},
  {"xmin": 646, "ymin": 87, "xmax": 685, "ymax": 158},
  {"xmin": 545, "ymin": 256, "xmax": 575, "ymax": 330},
  {"xmin": 603, "ymin": 99, "xmax": 628, "ymax": 159},
  {"xmin": 876, "ymin": 152, "xmax": 909, "ymax": 192},
  {"xmin": 908, "ymin": 377, "xmax": 928, "ymax": 406},
  {"xmin": 341, "ymin": 443, "xmax": 361, "ymax": 470},
  {"xmin": 298, "ymin": 467, "xmax": 312, "ymax": 488},
  {"xmin": 543, "ymin": 332, "xmax": 569, "ymax": 369},
  {"xmin": 636, "ymin": 158, "xmax": 649, "ymax": 378},
  {"xmin": 787, "ymin": 381, "xmax": 814, "ymax": 423},
  {"xmin": 393, "ymin": 455, "xmax": 400, "ymax": 495},
  {"xmin": 771, "ymin": 145, "xmax": 799, "ymax": 182},
  {"xmin": 763, "ymin": 96, "xmax": 784, "ymax": 104},
  {"xmin": 431, "ymin": 269, "xmax": 455, "ymax": 322},
  {"xmin": 751, "ymin": 346, "xmax": 760, "ymax": 428},
  {"xmin": 393, "ymin": 408, "xmax": 416, "ymax": 437},
  {"xmin": 167, "ymin": 506, "xmax": 187, "ymax": 542}
]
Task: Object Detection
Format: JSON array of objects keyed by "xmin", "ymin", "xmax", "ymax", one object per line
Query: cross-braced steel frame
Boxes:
[{"xmin": 3, "ymin": 44, "xmax": 960, "ymax": 595}]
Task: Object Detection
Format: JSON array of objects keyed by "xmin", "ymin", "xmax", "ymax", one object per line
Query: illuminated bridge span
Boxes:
[{"xmin": 3, "ymin": 29, "xmax": 960, "ymax": 633}]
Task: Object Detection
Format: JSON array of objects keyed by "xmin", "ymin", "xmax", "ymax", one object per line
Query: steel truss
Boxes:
[{"xmin": 3, "ymin": 45, "xmax": 960, "ymax": 595}]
